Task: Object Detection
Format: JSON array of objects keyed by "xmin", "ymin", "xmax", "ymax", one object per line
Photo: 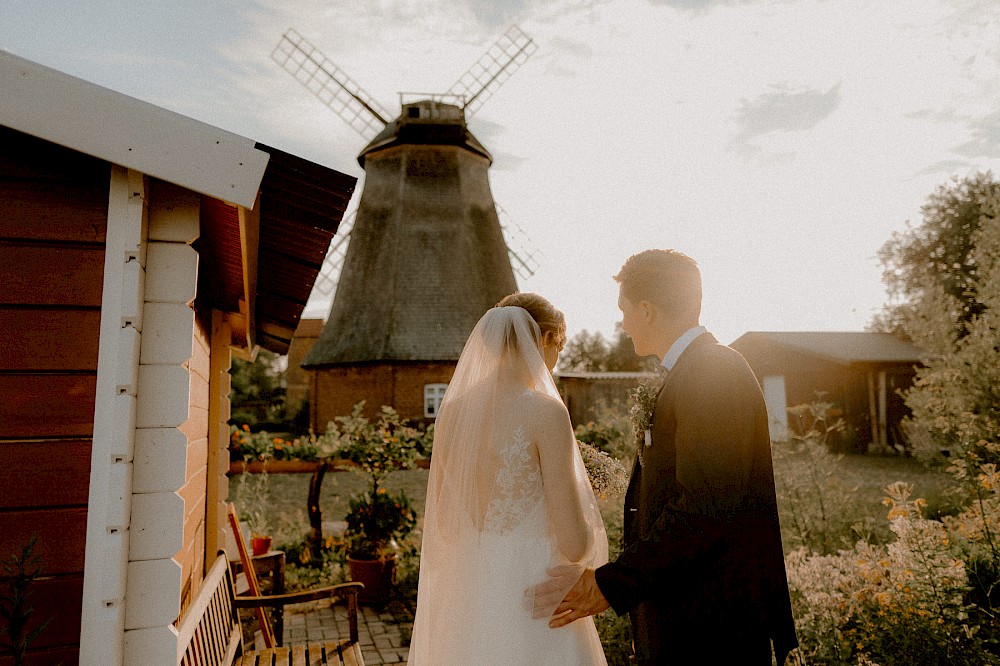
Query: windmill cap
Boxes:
[{"xmin": 358, "ymin": 99, "xmax": 492, "ymax": 167}]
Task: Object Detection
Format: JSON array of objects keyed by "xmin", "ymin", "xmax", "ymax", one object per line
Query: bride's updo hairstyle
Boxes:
[{"xmin": 496, "ymin": 292, "xmax": 566, "ymax": 349}]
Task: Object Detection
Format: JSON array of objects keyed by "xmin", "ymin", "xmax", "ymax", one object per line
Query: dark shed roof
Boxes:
[
  {"xmin": 731, "ymin": 331, "xmax": 924, "ymax": 365},
  {"xmin": 253, "ymin": 144, "xmax": 356, "ymax": 353}
]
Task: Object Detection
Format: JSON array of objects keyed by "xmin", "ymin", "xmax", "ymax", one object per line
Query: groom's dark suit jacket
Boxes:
[{"xmin": 594, "ymin": 333, "xmax": 797, "ymax": 664}]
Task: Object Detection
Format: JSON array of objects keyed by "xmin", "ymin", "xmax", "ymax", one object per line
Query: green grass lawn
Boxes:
[
  {"xmin": 230, "ymin": 451, "xmax": 955, "ymax": 553},
  {"xmin": 772, "ymin": 448, "xmax": 958, "ymax": 552},
  {"xmin": 228, "ymin": 468, "xmax": 431, "ymax": 547}
]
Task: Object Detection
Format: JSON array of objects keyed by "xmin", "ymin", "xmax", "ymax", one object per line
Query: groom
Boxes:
[{"xmin": 530, "ymin": 250, "xmax": 797, "ymax": 664}]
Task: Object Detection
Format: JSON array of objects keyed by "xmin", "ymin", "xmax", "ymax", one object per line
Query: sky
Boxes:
[{"xmin": 3, "ymin": 0, "xmax": 999, "ymax": 345}]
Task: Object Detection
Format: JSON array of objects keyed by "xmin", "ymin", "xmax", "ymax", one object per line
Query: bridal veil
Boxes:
[{"xmin": 408, "ymin": 306, "xmax": 608, "ymax": 665}]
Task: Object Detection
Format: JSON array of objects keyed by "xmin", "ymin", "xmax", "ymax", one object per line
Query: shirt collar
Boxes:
[{"xmin": 661, "ymin": 325, "xmax": 707, "ymax": 371}]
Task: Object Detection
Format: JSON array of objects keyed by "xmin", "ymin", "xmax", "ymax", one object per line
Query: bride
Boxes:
[{"xmin": 406, "ymin": 293, "xmax": 609, "ymax": 665}]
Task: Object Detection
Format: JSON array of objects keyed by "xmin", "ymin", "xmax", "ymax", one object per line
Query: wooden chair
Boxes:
[{"xmin": 175, "ymin": 552, "xmax": 364, "ymax": 666}]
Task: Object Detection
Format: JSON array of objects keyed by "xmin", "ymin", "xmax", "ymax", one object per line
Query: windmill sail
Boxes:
[
  {"xmin": 272, "ymin": 29, "xmax": 392, "ymax": 140},
  {"xmin": 448, "ymin": 25, "xmax": 538, "ymax": 117}
]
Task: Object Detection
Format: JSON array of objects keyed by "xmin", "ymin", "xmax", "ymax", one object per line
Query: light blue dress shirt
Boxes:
[{"xmin": 661, "ymin": 325, "xmax": 707, "ymax": 371}]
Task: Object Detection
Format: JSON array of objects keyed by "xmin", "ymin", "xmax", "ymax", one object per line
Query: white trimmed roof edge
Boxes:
[{"xmin": 1, "ymin": 50, "xmax": 268, "ymax": 209}]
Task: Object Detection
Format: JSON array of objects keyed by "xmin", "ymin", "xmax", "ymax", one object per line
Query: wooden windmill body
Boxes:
[{"xmin": 276, "ymin": 28, "xmax": 537, "ymax": 425}]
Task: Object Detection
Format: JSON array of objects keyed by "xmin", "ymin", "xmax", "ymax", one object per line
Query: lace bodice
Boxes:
[{"xmin": 484, "ymin": 424, "xmax": 543, "ymax": 534}]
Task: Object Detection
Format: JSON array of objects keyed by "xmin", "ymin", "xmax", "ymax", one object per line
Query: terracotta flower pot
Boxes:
[
  {"xmin": 348, "ymin": 555, "xmax": 396, "ymax": 604},
  {"xmin": 251, "ymin": 535, "xmax": 272, "ymax": 556}
]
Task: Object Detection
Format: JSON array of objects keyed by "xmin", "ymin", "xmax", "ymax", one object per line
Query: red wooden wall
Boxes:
[{"xmin": 0, "ymin": 126, "xmax": 110, "ymax": 665}]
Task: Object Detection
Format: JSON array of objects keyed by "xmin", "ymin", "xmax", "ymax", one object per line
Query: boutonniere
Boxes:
[{"xmin": 629, "ymin": 379, "xmax": 663, "ymax": 465}]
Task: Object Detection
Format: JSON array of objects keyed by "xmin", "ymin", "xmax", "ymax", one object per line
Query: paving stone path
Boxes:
[{"xmin": 282, "ymin": 600, "xmax": 413, "ymax": 665}]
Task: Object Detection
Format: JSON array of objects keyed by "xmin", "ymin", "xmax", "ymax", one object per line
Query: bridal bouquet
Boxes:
[{"xmin": 577, "ymin": 440, "xmax": 629, "ymax": 498}]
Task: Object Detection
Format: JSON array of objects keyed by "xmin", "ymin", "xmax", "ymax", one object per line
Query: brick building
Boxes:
[{"xmin": 284, "ymin": 318, "xmax": 323, "ymax": 415}]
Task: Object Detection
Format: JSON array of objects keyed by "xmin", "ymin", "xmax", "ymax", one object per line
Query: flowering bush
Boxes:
[
  {"xmin": 228, "ymin": 424, "xmax": 323, "ymax": 462},
  {"xmin": 343, "ymin": 488, "xmax": 418, "ymax": 560},
  {"xmin": 575, "ymin": 420, "xmax": 625, "ymax": 455},
  {"xmin": 772, "ymin": 401, "xmax": 865, "ymax": 555},
  {"xmin": 786, "ymin": 482, "xmax": 987, "ymax": 665},
  {"xmin": 317, "ymin": 403, "xmax": 429, "ymax": 487},
  {"xmin": 316, "ymin": 403, "xmax": 430, "ymax": 560}
]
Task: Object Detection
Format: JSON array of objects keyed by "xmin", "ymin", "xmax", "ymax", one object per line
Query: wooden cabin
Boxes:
[
  {"xmin": 730, "ymin": 331, "xmax": 924, "ymax": 452},
  {"xmin": 0, "ymin": 51, "xmax": 355, "ymax": 665}
]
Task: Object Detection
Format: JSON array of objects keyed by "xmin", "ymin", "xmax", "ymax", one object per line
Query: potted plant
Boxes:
[
  {"xmin": 342, "ymin": 488, "xmax": 417, "ymax": 602},
  {"xmin": 231, "ymin": 465, "xmax": 274, "ymax": 557},
  {"xmin": 322, "ymin": 402, "xmax": 426, "ymax": 603}
]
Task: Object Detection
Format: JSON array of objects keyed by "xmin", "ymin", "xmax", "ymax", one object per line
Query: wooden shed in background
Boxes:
[
  {"xmin": 0, "ymin": 51, "xmax": 355, "ymax": 665},
  {"xmin": 556, "ymin": 371, "xmax": 660, "ymax": 427},
  {"xmin": 730, "ymin": 331, "xmax": 924, "ymax": 452}
]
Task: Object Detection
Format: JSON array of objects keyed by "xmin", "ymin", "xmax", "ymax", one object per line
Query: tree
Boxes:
[
  {"xmin": 558, "ymin": 323, "xmax": 660, "ymax": 373},
  {"xmin": 878, "ymin": 172, "xmax": 1000, "ymax": 463},
  {"xmin": 879, "ymin": 174, "xmax": 1000, "ymax": 651},
  {"xmin": 229, "ymin": 348, "xmax": 288, "ymax": 428},
  {"xmin": 876, "ymin": 172, "xmax": 1000, "ymax": 338}
]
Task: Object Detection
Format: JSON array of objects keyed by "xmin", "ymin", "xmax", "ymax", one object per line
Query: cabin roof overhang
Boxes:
[{"xmin": 1, "ymin": 50, "xmax": 357, "ymax": 355}]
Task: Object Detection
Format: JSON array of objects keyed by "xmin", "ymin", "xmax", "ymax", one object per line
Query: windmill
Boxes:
[
  {"xmin": 278, "ymin": 27, "xmax": 541, "ymax": 300},
  {"xmin": 276, "ymin": 26, "xmax": 541, "ymax": 426}
]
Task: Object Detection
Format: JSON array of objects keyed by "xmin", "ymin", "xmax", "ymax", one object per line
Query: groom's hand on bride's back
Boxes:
[{"xmin": 525, "ymin": 566, "xmax": 610, "ymax": 628}]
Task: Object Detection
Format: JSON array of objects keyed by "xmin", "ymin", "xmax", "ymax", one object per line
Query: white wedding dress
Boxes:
[{"xmin": 407, "ymin": 307, "xmax": 608, "ymax": 666}]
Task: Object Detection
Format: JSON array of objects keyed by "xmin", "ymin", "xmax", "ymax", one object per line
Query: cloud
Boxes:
[
  {"xmin": 647, "ymin": 0, "xmax": 756, "ymax": 9},
  {"xmin": 546, "ymin": 36, "xmax": 594, "ymax": 59},
  {"xmin": 466, "ymin": 0, "xmax": 530, "ymax": 28},
  {"xmin": 905, "ymin": 108, "xmax": 961, "ymax": 123},
  {"xmin": 953, "ymin": 109, "xmax": 1000, "ymax": 159},
  {"xmin": 907, "ymin": 107, "xmax": 1000, "ymax": 162},
  {"xmin": 915, "ymin": 159, "xmax": 973, "ymax": 177},
  {"xmin": 728, "ymin": 82, "xmax": 842, "ymax": 155}
]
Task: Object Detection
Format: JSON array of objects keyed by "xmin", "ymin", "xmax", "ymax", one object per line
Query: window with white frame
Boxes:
[{"xmin": 424, "ymin": 383, "xmax": 448, "ymax": 418}]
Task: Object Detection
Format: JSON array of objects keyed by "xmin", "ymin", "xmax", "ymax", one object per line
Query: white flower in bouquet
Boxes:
[{"xmin": 577, "ymin": 439, "xmax": 629, "ymax": 498}]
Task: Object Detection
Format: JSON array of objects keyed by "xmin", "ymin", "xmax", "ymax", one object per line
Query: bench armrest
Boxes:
[
  {"xmin": 233, "ymin": 582, "xmax": 364, "ymax": 643},
  {"xmin": 233, "ymin": 581, "xmax": 363, "ymax": 608}
]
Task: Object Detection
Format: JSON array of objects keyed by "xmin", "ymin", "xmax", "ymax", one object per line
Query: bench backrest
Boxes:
[{"xmin": 175, "ymin": 554, "xmax": 242, "ymax": 666}]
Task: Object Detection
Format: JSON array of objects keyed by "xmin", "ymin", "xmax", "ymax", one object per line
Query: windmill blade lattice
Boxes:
[
  {"xmin": 312, "ymin": 210, "xmax": 356, "ymax": 297},
  {"xmin": 496, "ymin": 204, "xmax": 541, "ymax": 281},
  {"xmin": 449, "ymin": 25, "xmax": 538, "ymax": 117},
  {"xmin": 272, "ymin": 29, "xmax": 393, "ymax": 141}
]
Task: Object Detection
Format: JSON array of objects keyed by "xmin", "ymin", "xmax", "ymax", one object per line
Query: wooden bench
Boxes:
[{"xmin": 176, "ymin": 553, "xmax": 365, "ymax": 666}]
